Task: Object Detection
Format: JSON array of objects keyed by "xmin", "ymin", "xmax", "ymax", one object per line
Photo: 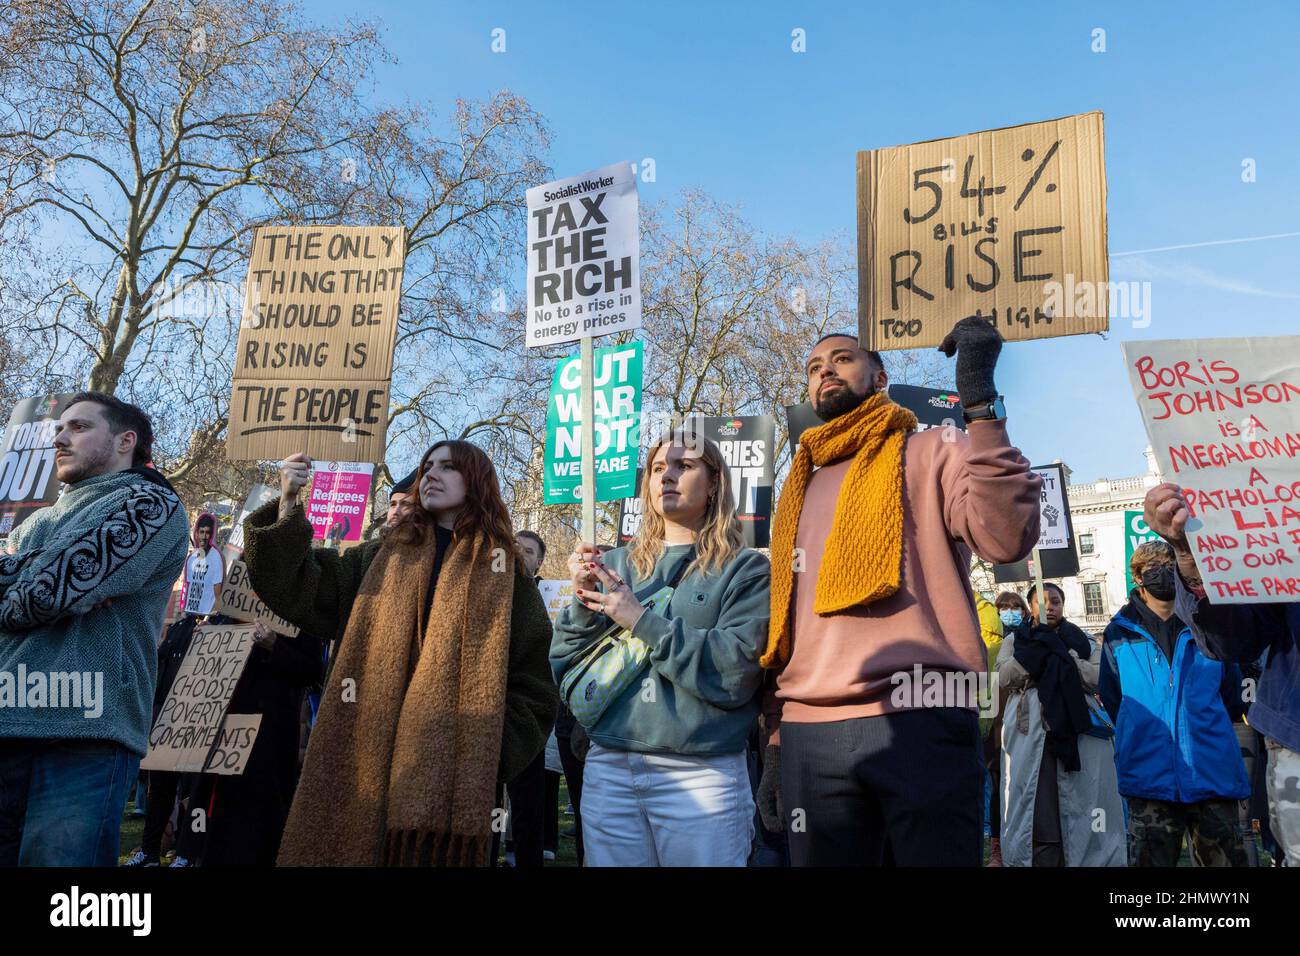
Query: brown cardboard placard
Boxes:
[
  {"xmin": 202, "ymin": 714, "xmax": 263, "ymax": 776},
  {"xmin": 140, "ymin": 623, "xmax": 257, "ymax": 772},
  {"xmin": 215, "ymin": 559, "xmax": 300, "ymax": 637},
  {"xmin": 226, "ymin": 225, "xmax": 405, "ymax": 462},
  {"xmin": 858, "ymin": 111, "xmax": 1108, "ymax": 351}
]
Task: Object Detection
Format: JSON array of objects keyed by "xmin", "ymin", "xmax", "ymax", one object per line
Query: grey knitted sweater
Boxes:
[{"xmin": 0, "ymin": 467, "xmax": 189, "ymax": 756}]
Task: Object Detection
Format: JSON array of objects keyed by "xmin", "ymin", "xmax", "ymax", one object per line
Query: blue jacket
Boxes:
[
  {"xmin": 1099, "ymin": 597, "xmax": 1249, "ymax": 803},
  {"xmin": 1174, "ymin": 574, "xmax": 1300, "ymax": 756}
]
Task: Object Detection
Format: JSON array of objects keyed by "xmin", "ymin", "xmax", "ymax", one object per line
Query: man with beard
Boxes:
[
  {"xmin": 755, "ymin": 318, "xmax": 1041, "ymax": 866},
  {"xmin": 0, "ymin": 392, "xmax": 189, "ymax": 866}
]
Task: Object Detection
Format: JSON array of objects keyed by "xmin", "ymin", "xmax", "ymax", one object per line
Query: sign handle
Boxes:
[
  {"xmin": 1030, "ymin": 546, "xmax": 1046, "ymax": 625},
  {"xmin": 580, "ymin": 336, "xmax": 596, "ymax": 546}
]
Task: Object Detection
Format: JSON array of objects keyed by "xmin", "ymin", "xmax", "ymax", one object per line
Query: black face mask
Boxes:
[{"xmin": 1141, "ymin": 565, "xmax": 1176, "ymax": 601}]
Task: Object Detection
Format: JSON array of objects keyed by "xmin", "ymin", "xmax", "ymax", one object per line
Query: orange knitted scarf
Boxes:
[{"xmin": 761, "ymin": 391, "xmax": 917, "ymax": 668}]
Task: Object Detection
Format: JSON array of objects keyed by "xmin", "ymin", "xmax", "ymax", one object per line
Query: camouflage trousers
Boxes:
[
  {"xmin": 1265, "ymin": 739, "xmax": 1300, "ymax": 866},
  {"xmin": 1126, "ymin": 797, "xmax": 1247, "ymax": 867}
]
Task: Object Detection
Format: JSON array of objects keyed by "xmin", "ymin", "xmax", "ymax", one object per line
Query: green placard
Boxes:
[
  {"xmin": 1123, "ymin": 509, "xmax": 1163, "ymax": 594},
  {"xmin": 544, "ymin": 341, "xmax": 643, "ymax": 505}
]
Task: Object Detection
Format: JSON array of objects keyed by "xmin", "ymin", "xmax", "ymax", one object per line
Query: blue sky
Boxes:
[{"xmin": 316, "ymin": 0, "xmax": 1300, "ymax": 482}]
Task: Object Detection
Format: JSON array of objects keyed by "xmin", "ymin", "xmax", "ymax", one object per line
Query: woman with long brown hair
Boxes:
[
  {"xmin": 552, "ymin": 428, "xmax": 770, "ymax": 866},
  {"xmin": 241, "ymin": 440, "xmax": 558, "ymax": 866}
]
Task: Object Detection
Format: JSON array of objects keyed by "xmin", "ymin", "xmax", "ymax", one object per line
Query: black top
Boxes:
[
  {"xmin": 1130, "ymin": 590, "xmax": 1183, "ymax": 665},
  {"xmin": 424, "ymin": 524, "xmax": 455, "ymax": 620}
]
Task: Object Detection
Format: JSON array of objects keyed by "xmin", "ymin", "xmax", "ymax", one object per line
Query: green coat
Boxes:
[{"xmin": 241, "ymin": 500, "xmax": 557, "ymax": 785}]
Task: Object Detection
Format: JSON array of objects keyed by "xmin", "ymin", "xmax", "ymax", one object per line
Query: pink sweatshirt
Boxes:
[{"xmin": 766, "ymin": 420, "xmax": 1041, "ymax": 741}]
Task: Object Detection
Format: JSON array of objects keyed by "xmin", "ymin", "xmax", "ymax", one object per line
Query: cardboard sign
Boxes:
[
  {"xmin": 1124, "ymin": 510, "xmax": 1164, "ymax": 593},
  {"xmin": 1122, "ymin": 336, "xmax": 1300, "ymax": 603},
  {"xmin": 141, "ymin": 624, "xmax": 256, "ymax": 772},
  {"xmin": 694, "ymin": 415, "xmax": 776, "ymax": 549},
  {"xmin": 0, "ymin": 394, "xmax": 76, "ymax": 538},
  {"xmin": 215, "ymin": 559, "xmax": 300, "ymax": 637},
  {"xmin": 993, "ymin": 463, "xmax": 1079, "ymax": 583},
  {"xmin": 226, "ymin": 225, "xmax": 406, "ymax": 463},
  {"xmin": 544, "ymin": 341, "xmax": 643, "ymax": 504},
  {"xmin": 526, "ymin": 162, "xmax": 641, "ymax": 347},
  {"xmin": 537, "ymin": 579, "xmax": 574, "ymax": 623},
  {"xmin": 305, "ymin": 461, "xmax": 373, "ymax": 545},
  {"xmin": 202, "ymin": 714, "xmax": 263, "ymax": 776},
  {"xmin": 858, "ymin": 111, "xmax": 1108, "ymax": 350}
]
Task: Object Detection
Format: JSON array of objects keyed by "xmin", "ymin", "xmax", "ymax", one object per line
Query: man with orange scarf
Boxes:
[{"xmin": 756, "ymin": 317, "xmax": 1041, "ymax": 866}]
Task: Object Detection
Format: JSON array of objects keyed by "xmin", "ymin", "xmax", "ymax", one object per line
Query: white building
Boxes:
[{"xmin": 991, "ymin": 448, "xmax": 1165, "ymax": 635}]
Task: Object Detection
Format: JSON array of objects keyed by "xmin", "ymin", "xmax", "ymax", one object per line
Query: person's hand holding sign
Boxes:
[
  {"xmin": 1143, "ymin": 482, "xmax": 1203, "ymax": 588},
  {"xmin": 938, "ymin": 316, "xmax": 1003, "ymax": 411},
  {"xmin": 279, "ymin": 452, "xmax": 312, "ymax": 520},
  {"xmin": 576, "ymin": 560, "xmax": 646, "ymax": 631}
]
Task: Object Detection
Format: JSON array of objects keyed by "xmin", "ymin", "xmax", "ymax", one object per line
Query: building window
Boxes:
[
  {"xmin": 1083, "ymin": 582, "xmax": 1104, "ymax": 617},
  {"xmin": 1079, "ymin": 533, "xmax": 1094, "ymax": 555}
]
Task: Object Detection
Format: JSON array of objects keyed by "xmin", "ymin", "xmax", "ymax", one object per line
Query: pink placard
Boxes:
[{"xmin": 305, "ymin": 461, "xmax": 374, "ymax": 544}]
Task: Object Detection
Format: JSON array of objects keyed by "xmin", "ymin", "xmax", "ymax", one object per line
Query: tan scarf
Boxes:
[
  {"xmin": 276, "ymin": 528, "xmax": 514, "ymax": 866},
  {"xmin": 761, "ymin": 391, "xmax": 917, "ymax": 669}
]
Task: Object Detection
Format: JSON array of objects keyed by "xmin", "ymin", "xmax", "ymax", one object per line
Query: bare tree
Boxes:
[{"xmin": 0, "ymin": 0, "xmax": 384, "ymax": 482}]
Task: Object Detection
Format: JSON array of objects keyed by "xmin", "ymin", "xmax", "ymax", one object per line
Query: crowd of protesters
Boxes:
[{"xmin": 0, "ymin": 318, "xmax": 1295, "ymax": 868}]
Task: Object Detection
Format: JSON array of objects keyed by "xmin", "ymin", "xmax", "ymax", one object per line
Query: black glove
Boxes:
[
  {"xmin": 756, "ymin": 744, "xmax": 784, "ymax": 833},
  {"xmin": 938, "ymin": 316, "xmax": 1002, "ymax": 409}
]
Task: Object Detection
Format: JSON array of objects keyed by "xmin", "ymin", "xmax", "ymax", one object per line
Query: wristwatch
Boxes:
[{"xmin": 962, "ymin": 395, "xmax": 1007, "ymax": 424}]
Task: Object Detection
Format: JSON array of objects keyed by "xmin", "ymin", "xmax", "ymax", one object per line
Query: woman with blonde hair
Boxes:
[
  {"xmin": 241, "ymin": 440, "xmax": 558, "ymax": 867},
  {"xmin": 552, "ymin": 428, "xmax": 771, "ymax": 866}
]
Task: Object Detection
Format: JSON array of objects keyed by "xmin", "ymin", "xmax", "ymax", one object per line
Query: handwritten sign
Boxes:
[
  {"xmin": 202, "ymin": 714, "xmax": 263, "ymax": 776},
  {"xmin": 1123, "ymin": 336, "xmax": 1300, "ymax": 603},
  {"xmin": 226, "ymin": 225, "xmax": 406, "ymax": 462},
  {"xmin": 215, "ymin": 559, "xmax": 300, "ymax": 637},
  {"xmin": 526, "ymin": 162, "xmax": 641, "ymax": 347},
  {"xmin": 858, "ymin": 112, "xmax": 1108, "ymax": 350},
  {"xmin": 141, "ymin": 624, "xmax": 255, "ymax": 772},
  {"xmin": 221, "ymin": 483, "xmax": 278, "ymax": 567}
]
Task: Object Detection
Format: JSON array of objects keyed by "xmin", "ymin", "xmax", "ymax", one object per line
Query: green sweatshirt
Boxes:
[
  {"xmin": 241, "ymin": 500, "xmax": 558, "ymax": 785},
  {"xmin": 551, "ymin": 544, "xmax": 770, "ymax": 755},
  {"xmin": 0, "ymin": 468, "xmax": 190, "ymax": 756}
]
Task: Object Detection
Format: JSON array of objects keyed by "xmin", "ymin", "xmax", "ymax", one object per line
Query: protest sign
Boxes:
[
  {"xmin": 1122, "ymin": 336, "xmax": 1300, "ymax": 603},
  {"xmin": 526, "ymin": 162, "xmax": 640, "ymax": 348},
  {"xmin": 993, "ymin": 463, "xmax": 1079, "ymax": 583},
  {"xmin": 202, "ymin": 714, "xmax": 263, "ymax": 776},
  {"xmin": 858, "ymin": 111, "xmax": 1108, "ymax": 350},
  {"xmin": 785, "ymin": 385, "xmax": 965, "ymax": 450},
  {"xmin": 1124, "ymin": 509, "xmax": 1164, "ymax": 593},
  {"xmin": 0, "ymin": 393, "xmax": 76, "ymax": 538},
  {"xmin": 537, "ymin": 579, "xmax": 574, "ymax": 623},
  {"xmin": 544, "ymin": 341, "xmax": 642, "ymax": 504},
  {"xmin": 141, "ymin": 623, "xmax": 256, "ymax": 772},
  {"xmin": 221, "ymin": 483, "xmax": 278, "ymax": 567},
  {"xmin": 226, "ymin": 225, "xmax": 406, "ymax": 463},
  {"xmin": 694, "ymin": 415, "xmax": 776, "ymax": 549},
  {"xmin": 616, "ymin": 469, "xmax": 644, "ymax": 544},
  {"xmin": 305, "ymin": 460, "xmax": 373, "ymax": 546},
  {"xmin": 216, "ymin": 559, "xmax": 300, "ymax": 637}
]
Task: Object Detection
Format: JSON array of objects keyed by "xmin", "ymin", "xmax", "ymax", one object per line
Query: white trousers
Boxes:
[{"xmin": 581, "ymin": 744, "xmax": 754, "ymax": 867}]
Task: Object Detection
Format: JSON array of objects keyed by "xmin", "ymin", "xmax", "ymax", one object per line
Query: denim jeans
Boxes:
[
  {"xmin": 0, "ymin": 738, "xmax": 139, "ymax": 866},
  {"xmin": 582, "ymin": 744, "xmax": 754, "ymax": 866}
]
